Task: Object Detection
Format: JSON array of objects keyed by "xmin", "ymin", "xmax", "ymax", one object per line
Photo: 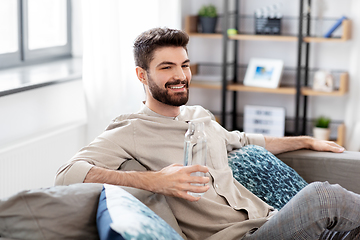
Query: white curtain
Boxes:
[
  {"xmin": 82, "ymin": 0, "xmax": 181, "ymax": 142},
  {"xmin": 345, "ymin": 0, "xmax": 360, "ymax": 150}
]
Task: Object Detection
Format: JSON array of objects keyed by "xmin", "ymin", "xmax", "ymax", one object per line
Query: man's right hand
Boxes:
[{"xmin": 150, "ymin": 163, "xmax": 210, "ymax": 202}]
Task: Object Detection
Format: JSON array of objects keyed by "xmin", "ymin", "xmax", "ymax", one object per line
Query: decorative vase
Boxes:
[
  {"xmin": 313, "ymin": 127, "xmax": 330, "ymax": 141},
  {"xmin": 199, "ymin": 17, "xmax": 217, "ymax": 33}
]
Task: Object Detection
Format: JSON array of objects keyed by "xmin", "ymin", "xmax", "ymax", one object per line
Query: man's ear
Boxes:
[{"xmin": 135, "ymin": 67, "xmax": 147, "ymax": 85}]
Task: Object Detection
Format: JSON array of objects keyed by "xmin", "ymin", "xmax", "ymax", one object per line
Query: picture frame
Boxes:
[{"xmin": 243, "ymin": 58, "xmax": 284, "ymax": 89}]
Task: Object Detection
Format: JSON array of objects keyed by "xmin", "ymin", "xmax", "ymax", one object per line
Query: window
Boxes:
[{"xmin": 0, "ymin": 0, "xmax": 71, "ymax": 69}]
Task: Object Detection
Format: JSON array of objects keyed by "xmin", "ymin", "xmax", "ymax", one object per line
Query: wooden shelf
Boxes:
[
  {"xmin": 190, "ymin": 68, "xmax": 348, "ymax": 96},
  {"xmin": 301, "ymin": 72, "xmax": 348, "ymax": 96},
  {"xmin": 228, "ymin": 34, "xmax": 297, "ymax": 42},
  {"xmin": 303, "ymin": 19, "xmax": 351, "ymax": 43},
  {"xmin": 190, "ymin": 81, "xmax": 222, "ymax": 90},
  {"xmin": 185, "ymin": 16, "xmax": 351, "ymax": 43},
  {"xmin": 188, "ymin": 33, "xmax": 223, "ymax": 39},
  {"xmin": 227, "ymin": 83, "xmax": 296, "ymax": 94}
]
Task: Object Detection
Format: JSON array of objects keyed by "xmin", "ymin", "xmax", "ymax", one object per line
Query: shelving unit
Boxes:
[{"xmin": 185, "ymin": 0, "xmax": 350, "ymax": 146}]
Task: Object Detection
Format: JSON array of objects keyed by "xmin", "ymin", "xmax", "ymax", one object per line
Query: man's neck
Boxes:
[{"xmin": 145, "ymin": 100, "xmax": 181, "ymax": 118}]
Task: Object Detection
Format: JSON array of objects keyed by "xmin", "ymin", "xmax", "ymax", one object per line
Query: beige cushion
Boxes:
[{"xmin": 0, "ymin": 183, "xmax": 103, "ymax": 240}]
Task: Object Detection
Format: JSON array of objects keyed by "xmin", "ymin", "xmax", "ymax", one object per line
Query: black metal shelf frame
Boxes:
[{"xmin": 220, "ymin": 0, "xmax": 314, "ymax": 136}]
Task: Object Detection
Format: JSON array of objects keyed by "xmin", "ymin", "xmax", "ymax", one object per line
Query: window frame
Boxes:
[{"xmin": 0, "ymin": 0, "xmax": 72, "ymax": 69}]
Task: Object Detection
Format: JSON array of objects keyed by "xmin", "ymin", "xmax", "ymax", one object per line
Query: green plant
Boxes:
[
  {"xmin": 198, "ymin": 4, "xmax": 217, "ymax": 18},
  {"xmin": 314, "ymin": 116, "xmax": 331, "ymax": 128}
]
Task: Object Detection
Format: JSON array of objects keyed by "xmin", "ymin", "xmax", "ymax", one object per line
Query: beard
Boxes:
[{"xmin": 147, "ymin": 74, "xmax": 189, "ymax": 107}]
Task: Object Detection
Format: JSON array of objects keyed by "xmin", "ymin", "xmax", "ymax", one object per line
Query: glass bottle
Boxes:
[{"xmin": 183, "ymin": 121, "xmax": 207, "ymax": 197}]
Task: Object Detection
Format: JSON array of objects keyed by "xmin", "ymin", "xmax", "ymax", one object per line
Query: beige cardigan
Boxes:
[{"xmin": 55, "ymin": 104, "xmax": 275, "ymax": 240}]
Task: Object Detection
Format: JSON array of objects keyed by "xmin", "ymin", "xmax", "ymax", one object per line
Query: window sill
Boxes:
[{"xmin": 0, "ymin": 57, "xmax": 82, "ymax": 97}]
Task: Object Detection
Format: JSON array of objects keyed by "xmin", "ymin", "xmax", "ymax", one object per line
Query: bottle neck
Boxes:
[{"xmin": 188, "ymin": 122, "xmax": 204, "ymax": 133}]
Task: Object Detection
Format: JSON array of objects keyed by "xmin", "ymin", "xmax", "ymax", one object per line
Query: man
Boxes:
[{"xmin": 55, "ymin": 28, "xmax": 360, "ymax": 240}]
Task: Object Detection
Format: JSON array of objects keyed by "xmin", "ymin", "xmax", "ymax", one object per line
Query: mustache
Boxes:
[{"xmin": 165, "ymin": 80, "xmax": 188, "ymax": 88}]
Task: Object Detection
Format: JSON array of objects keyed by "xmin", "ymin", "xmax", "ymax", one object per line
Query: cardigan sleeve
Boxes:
[
  {"xmin": 210, "ymin": 120, "xmax": 265, "ymax": 151},
  {"xmin": 55, "ymin": 119, "xmax": 137, "ymax": 186}
]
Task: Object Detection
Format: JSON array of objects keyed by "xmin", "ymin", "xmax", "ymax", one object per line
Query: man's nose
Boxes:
[{"xmin": 174, "ymin": 67, "xmax": 186, "ymax": 80}]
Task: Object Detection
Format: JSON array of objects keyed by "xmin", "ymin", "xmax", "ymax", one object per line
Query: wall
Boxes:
[
  {"xmin": 183, "ymin": 0, "xmax": 358, "ymax": 145},
  {"xmin": 0, "ymin": 80, "xmax": 87, "ymax": 198},
  {"xmin": 0, "ymin": 80, "xmax": 86, "ymax": 146}
]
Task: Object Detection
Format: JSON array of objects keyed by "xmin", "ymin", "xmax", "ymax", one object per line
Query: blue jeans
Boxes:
[{"xmin": 242, "ymin": 182, "xmax": 360, "ymax": 240}]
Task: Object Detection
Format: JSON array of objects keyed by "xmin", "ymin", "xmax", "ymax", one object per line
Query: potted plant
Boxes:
[
  {"xmin": 198, "ymin": 4, "xmax": 218, "ymax": 33},
  {"xmin": 313, "ymin": 116, "xmax": 331, "ymax": 140}
]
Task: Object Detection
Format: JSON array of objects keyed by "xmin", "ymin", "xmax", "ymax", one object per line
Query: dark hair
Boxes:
[{"xmin": 133, "ymin": 27, "xmax": 189, "ymax": 71}]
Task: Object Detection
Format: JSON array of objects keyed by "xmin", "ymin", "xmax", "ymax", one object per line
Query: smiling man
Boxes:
[{"xmin": 55, "ymin": 28, "xmax": 360, "ymax": 240}]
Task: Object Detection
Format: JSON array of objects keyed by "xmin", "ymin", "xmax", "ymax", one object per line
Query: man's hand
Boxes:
[
  {"xmin": 309, "ymin": 138, "xmax": 345, "ymax": 153},
  {"xmin": 150, "ymin": 164, "xmax": 210, "ymax": 202}
]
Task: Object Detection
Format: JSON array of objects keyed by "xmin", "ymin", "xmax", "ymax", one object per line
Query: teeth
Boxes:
[{"xmin": 170, "ymin": 85, "xmax": 185, "ymax": 89}]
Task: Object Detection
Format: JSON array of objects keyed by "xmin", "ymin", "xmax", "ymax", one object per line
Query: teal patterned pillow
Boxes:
[
  {"xmin": 96, "ymin": 184, "xmax": 183, "ymax": 240},
  {"xmin": 228, "ymin": 145, "xmax": 308, "ymax": 210}
]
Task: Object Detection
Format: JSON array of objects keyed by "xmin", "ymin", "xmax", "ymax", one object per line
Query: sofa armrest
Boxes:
[{"xmin": 276, "ymin": 150, "xmax": 360, "ymax": 194}]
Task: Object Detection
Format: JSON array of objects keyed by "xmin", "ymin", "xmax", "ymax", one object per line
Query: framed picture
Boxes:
[
  {"xmin": 243, "ymin": 58, "xmax": 284, "ymax": 89},
  {"xmin": 244, "ymin": 105, "xmax": 285, "ymax": 137}
]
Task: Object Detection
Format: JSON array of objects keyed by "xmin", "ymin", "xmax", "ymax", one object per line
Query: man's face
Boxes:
[{"xmin": 145, "ymin": 46, "xmax": 191, "ymax": 107}]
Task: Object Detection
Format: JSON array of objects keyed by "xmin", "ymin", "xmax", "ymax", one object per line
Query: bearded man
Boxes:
[{"xmin": 56, "ymin": 28, "xmax": 360, "ymax": 240}]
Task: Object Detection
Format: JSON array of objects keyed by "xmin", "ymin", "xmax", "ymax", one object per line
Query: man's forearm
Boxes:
[
  {"xmin": 84, "ymin": 166, "xmax": 155, "ymax": 191},
  {"xmin": 264, "ymin": 135, "xmax": 345, "ymax": 155},
  {"xmin": 264, "ymin": 136, "xmax": 312, "ymax": 155}
]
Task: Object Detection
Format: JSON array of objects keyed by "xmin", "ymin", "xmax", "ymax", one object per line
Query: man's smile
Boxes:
[
  {"xmin": 165, "ymin": 80, "xmax": 189, "ymax": 92},
  {"xmin": 169, "ymin": 84, "xmax": 187, "ymax": 91}
]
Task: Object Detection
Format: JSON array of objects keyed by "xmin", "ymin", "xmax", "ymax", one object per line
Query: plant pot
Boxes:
[
  {"xmin": 313, "ymin": 127, "xmax": 330, "ymax": 141},
  {"xmin": 199, "ymin": 17, "xmax": 217, "ymax": 33}
]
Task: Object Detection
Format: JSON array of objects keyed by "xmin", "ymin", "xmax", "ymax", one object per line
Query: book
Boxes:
[{"xmin": 324, "ymin": 16, "xmax": 347, "ymax": 38}]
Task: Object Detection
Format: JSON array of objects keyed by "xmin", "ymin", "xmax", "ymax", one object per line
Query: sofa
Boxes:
[
  {"xmin": 1, "ymin": 148, "xmax": 360, "ymax": 240},
  {"xmin": 277, "ymin": 149, "xmax": 360, "ymax": 194}
]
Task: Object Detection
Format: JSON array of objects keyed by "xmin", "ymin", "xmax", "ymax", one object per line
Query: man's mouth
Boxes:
[
  {"xmin": 166, "ymin": 80, "xmax": 188, "ymax": 91},
  {"xmin": 169, "ymin": 84, "xmax": 186, "ymax": 89}
]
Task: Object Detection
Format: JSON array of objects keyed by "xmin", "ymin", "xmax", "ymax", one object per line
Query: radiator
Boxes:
[{"xmin": 0, "ymin": 121, "xmax": 87, "ymax": 199}]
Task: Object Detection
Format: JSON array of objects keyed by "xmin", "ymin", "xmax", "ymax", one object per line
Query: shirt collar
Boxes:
[{"xmin": 138, "ymin": 102, "xmax": 184, "ymax": 120}]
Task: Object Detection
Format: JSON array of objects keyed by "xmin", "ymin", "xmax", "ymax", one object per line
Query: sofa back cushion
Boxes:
[{"xmin": 0, "ymin": 183, "xmax": 103, "ymax": 240}]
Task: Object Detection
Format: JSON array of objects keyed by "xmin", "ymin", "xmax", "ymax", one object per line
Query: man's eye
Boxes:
[
  {"xmin": 182, "ymin": 65, "xmax": 189, "ymax": 68},
  {"xmin": 162, "ymin": 66, "xmax": 170, "ymax": 70}
]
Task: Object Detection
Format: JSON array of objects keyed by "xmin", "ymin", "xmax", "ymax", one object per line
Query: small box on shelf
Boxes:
[
  {"xmin": 190, "ymin": 64, "xmax": 198, "ymax": 75},
  {"xmin": 185, "ymin": 16, "xmax": 199, "ymax": 34},
  {"xmin": 255, "ymin": 17, "xmax": 282, "ymax": 35}
]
